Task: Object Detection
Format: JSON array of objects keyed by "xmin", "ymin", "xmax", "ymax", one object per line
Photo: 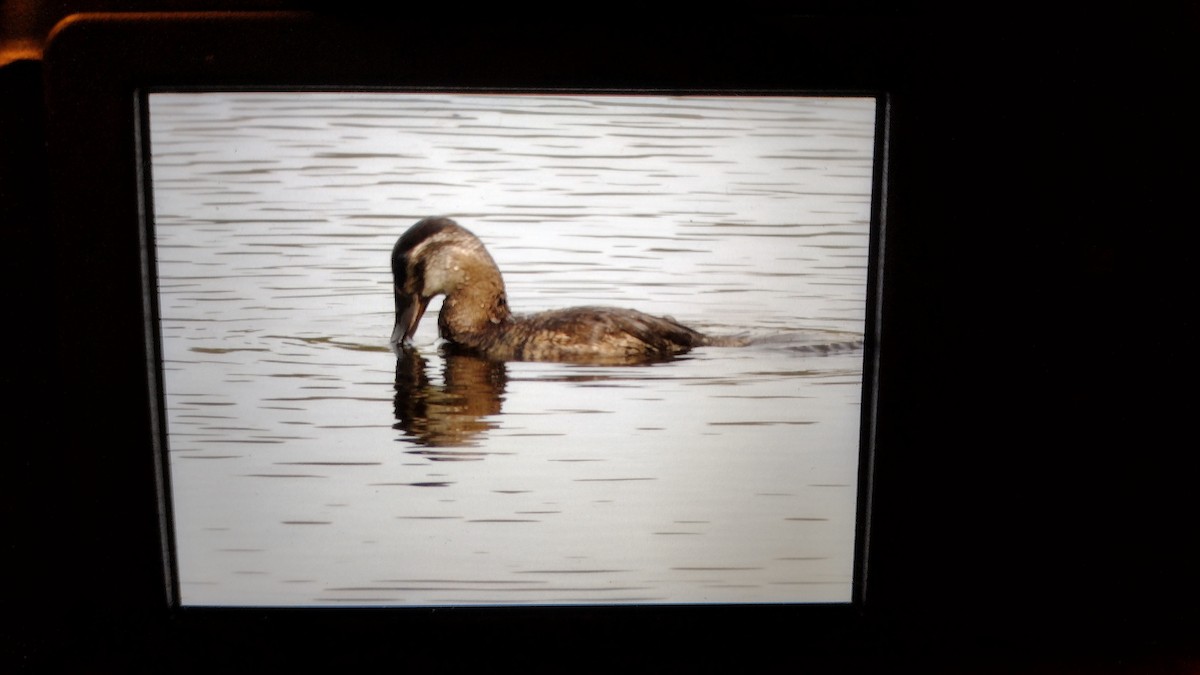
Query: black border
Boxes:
[{"xmin": 134, "ymin": 87, "xmax": 180, "ymax": 611}]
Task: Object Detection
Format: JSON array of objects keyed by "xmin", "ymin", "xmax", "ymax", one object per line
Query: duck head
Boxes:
[{"xmin": 390, "ymin": 217, "xmax": 511, "ymax": 345}]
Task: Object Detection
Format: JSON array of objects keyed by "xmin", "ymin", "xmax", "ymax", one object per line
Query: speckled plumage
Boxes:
[{"xmin": 391, "ymin": 217, "xmax": 723, "ymax": 364}]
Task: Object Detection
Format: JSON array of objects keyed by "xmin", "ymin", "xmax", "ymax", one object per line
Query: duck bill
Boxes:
[{"xmin": 391, "ymin": 292, "xmax": 430, "ymax": 345}]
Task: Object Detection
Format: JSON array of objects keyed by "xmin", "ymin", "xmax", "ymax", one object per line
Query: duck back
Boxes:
[{"xmin": 456, "ymin": 306, "xmax": 709, "ymax": 364}]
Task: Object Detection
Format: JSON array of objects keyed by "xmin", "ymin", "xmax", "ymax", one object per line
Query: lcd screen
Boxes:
[{"xmin": 145, "ymin": 92, "xmax": 880, "ymax": 607}]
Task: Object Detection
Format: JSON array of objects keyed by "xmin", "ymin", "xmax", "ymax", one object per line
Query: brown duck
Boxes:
[{"xmin": 391, "ymin": 217, "xmax": 735, "ymax": 363}]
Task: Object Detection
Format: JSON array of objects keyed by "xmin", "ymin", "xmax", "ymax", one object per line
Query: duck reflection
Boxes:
[{"xmin": 392, "ymin": 343, "xmax": 509, "ymax": 455}]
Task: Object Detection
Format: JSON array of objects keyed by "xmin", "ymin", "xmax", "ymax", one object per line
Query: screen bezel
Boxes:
[{"xmin": 43, "ymin": 7, "xmax": 893, "ymax": 646}]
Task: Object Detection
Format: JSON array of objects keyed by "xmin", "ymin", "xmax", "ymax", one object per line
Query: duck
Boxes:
[{"xmin": 391, "ymin": 217, "xmax": 733, "ymax": 363}]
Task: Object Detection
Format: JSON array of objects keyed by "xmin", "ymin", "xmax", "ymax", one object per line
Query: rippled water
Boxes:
[{"xmin": 147, "ymin": 92, "xmax": 879, "ymax": 606}]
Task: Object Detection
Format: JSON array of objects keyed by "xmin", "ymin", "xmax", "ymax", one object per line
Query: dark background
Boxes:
[{"xmin": 3, "ymin": 2, "xmax": 1197, "ymax": 672}]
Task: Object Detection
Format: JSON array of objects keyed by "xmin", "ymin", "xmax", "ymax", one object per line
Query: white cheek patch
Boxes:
[
  {"xmin": 414, "ymin": 233, "xmax": 462, "ymax": 295},
  {"xmin": 422, "ymin": 261, "xmax": 453, "ymax": 295}
]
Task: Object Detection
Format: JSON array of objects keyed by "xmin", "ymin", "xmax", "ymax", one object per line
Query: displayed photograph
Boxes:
[{"xmin": 146, "ymin": 92, "xmax": 880, "ymax": 606}]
